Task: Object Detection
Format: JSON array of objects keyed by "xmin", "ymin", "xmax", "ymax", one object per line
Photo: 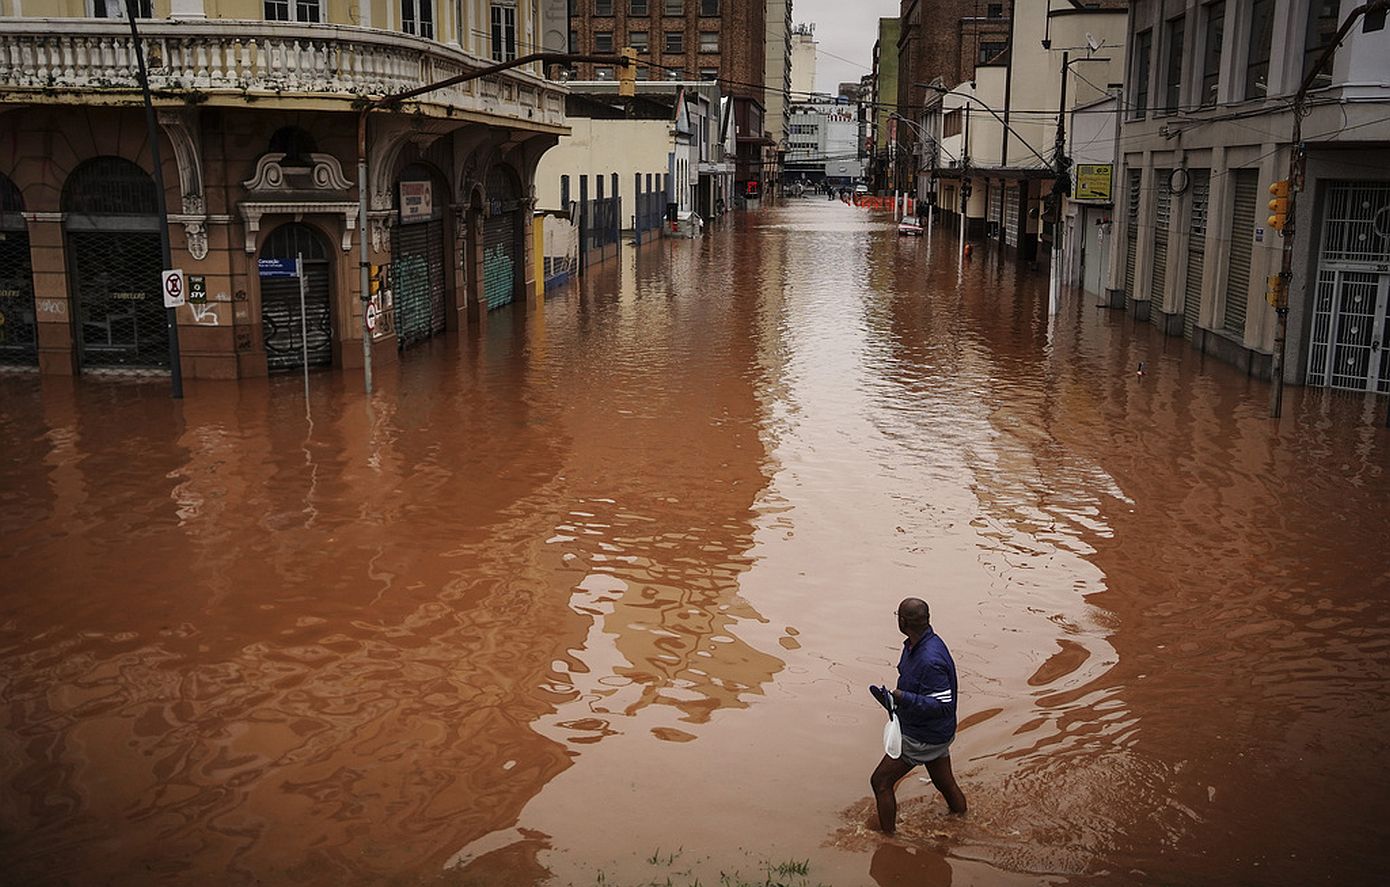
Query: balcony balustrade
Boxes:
[{"xmin": 0, "ymin": 19, "xmax": 566, "ymax": 128}]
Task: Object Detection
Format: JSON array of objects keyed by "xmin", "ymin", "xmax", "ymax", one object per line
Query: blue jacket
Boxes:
[{"xmin": 895, "ymin": 630, "xmax": 958, "ymax": 744}]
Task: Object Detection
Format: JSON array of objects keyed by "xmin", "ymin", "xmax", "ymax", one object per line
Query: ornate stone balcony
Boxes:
[{"xmin": 0, "ymin": 18, "xmax": 567, "ymax": 130}]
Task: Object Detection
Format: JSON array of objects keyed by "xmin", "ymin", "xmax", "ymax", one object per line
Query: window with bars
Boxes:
[
  {"xmin": 665, "ymin": 0, "xmax": 683, "ymax": 16},
  {"xmin": 402, "ymin": 0, "xmax": 435, "ymax": 39},
  {"xmin": 631, "ymin": 0, "xmax": 649, "ymax": 13},
  {"xmin": 492, "ymin": 2, "xmax": 517, "ymax": 61},
  {"xmin": 629, "ymin": 31, "xmax": 649, "ymax": 52},
  {"xmin": 595, "ymin": 0, "xmax": 613, "ymax": 14},
  {"xmin": 594, "ymin": 32, "xmax": 614, "ymax": 52},
  {"xmin": 699, "ymin": 31, "xmax": 718, "ymax": 52},
  {"xmin": 664, "ymin": 30, "xmax": 684, "ymax": 52}
]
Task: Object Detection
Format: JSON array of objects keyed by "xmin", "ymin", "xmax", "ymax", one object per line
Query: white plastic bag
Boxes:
[{"xmin": 883, "ymin": 713, "xmax": 902, "ymax": 759}]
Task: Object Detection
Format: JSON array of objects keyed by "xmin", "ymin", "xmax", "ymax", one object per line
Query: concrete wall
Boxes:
[{"xmin": 535, "ymin": 117, "xmax": 671, "ymax": 219}]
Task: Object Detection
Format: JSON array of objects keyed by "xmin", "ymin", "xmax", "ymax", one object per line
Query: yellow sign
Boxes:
[{"xmin": 1074, "ymin": 164, "xmax": 1113, "ymax": 202}]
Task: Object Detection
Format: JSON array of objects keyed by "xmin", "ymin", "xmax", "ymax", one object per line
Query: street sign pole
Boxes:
[
  {"xmin": 297, "ymin": 253, "xmax": 310, "ymax": 402},
  {"xmin": 126, "ymin": 0, "xmax": 182, "ymax": 398}
]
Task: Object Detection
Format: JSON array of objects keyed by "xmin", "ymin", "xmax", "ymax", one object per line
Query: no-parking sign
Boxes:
[{"xmin": 162, "ymin": 269, "xmax": 186, "ymax": 308}]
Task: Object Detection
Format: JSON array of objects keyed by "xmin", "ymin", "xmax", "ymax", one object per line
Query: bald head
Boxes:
[{"xmin": 897, "ymin": 597, "xmax": 931, "ymax": 635}]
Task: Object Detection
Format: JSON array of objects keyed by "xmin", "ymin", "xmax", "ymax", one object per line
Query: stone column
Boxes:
[{"xmin": 25, "ymin": 214, "xmax": 76, "ymax": 376}]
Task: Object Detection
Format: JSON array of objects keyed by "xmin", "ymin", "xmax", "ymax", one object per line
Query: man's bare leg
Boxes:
[
  {"xmin": 870, "ymin": 754, "xmax": 915, "ymax": 833},
  {"xmin": 924, "ymin": 754, "xmax": 967, "ymax": 814}
]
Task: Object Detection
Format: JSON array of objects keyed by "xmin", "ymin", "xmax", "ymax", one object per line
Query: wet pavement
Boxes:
[{"xmin": 2, "ymin": 200, "xmax": 1388, "ymax": 887}]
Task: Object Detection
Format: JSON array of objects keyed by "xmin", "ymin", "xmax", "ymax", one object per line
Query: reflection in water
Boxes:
[{"xmin": 2, "ymin": 200, "xmax": 1388, "ymax": 887}]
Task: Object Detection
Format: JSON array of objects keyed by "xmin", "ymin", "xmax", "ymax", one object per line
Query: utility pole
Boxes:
[
  {"xmin": 126, "ymin": 0, "xmax": 183, "ymax": 399},
  {"xmin": 960, "ymin": 103, "xmax": 971, "ymax": 262},
  {"xmin": 1269, "ymin": 0, "xmax": 1389, "ymax": 419},
  {"xmin": 1049, "ymin": 52, "xmax": 1071, "ymax": 316},
  {"xmin": 354, "ymin": 51, "xmax": 632, "ymax": 395}
]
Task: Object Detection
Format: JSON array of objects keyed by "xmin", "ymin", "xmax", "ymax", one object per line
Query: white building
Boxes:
[
  {"xmin": 791, "ymin": 24, "xmax": 818, "ymax": 96},
  {"xmin": 1118, "ymin": 0, "xmax": 1390, "ymax": 394},
  {"xmin": 785, "ymin": 97, "xmax": 864, "ymax": 186}
]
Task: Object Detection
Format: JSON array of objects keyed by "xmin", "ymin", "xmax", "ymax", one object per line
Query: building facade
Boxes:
[
  {"xmin": 895, "ymin": 0, "xmax": 1012, "ymax": 179},
  {"xmin": 566, "ymin": 0, "xmax": 769, "ymax": 198},
  {"xmin": 0, "ymin": 0, "xmax": 566, "ymax": 379},
  {"xmin": 1117, "ymin": 0, "xmax": 1390, "ymax": 393},
  {"xmin": 764, "ymin": 0, "xmax": 794, "ymax": 154},
  {"xmin": 790, "ymin": 23, "xmax": 817, "ymax": 95}
]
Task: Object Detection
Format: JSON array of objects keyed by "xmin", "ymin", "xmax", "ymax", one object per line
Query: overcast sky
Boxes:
[{"xmin": 794, "ymin": 0, "xmax": 901, "ymax": 94}]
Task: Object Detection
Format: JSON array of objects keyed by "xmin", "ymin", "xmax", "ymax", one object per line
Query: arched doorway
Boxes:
[
  {"xmin": 258, "ymin": 223, "xmax": 333, "ymax": 373},
  {"xmin": 62, "ymin": 157, "xmax": 166, "ymax": 370},
  {"xmin": 0, "ymin": 173, "xmax": 36, "ymax": 366},
  {"xmin": 392, "ymin": 163, "xmax": 448, "ymax": 348},
  {"xmin": 483, "ymin": 165, "xmax": 523, "ymax": 311}
]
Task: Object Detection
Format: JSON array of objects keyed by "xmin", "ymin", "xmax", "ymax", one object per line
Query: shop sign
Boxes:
[
  {"xmin": 399, "ymin": 181, "xmax": 433, "ymax": 223},
  {"xmin": 1074, "ymin": 164, "xmax": 1113, "ymax": 202}
]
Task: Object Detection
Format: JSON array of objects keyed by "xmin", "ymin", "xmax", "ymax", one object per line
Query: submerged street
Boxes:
[{"xmin": 3, "ymin": 200, "xmax": 1388, "ymax": 886}]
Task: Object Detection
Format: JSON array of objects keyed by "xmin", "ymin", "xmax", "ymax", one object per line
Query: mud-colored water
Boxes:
[{"xmin": 2, "ymin": 202, "xmax": 1388, "ymax": 886}]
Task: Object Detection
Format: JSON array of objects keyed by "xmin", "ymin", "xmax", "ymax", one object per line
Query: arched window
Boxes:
[{"xmin": 61, "ymin": 157, "xmax": 157, "ymax": 216}]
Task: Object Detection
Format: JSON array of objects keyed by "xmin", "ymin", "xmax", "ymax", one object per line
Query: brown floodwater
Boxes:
[{"xmin": 2, "ymin": 201, "xmax": 1388, "ymax": 887}]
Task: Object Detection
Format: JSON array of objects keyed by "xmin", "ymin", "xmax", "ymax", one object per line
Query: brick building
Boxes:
[
  {"xmin": 567, "ymin": 0, "xmax": 771, "ymax": 197},
  {"xmin": 895, "ymin": 0, "xmax": 1012, "ymax": 168}
]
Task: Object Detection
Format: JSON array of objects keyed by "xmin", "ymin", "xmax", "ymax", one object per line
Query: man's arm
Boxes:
[{"xmin": 891, "ymin": 667, "xmax": 953, "ymax": 717}]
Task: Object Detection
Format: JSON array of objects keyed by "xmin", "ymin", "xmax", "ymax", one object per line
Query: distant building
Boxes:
[
  {"xmin": 786, "ymin": 98, "xmax": 865, "ymax": 187},
  {"xmin": 765, "ymin": 0, "xmax": 795, "ymax": 184},
  {"xmin": 791, "ymin": 23, "xmax": 818, "ymax": 96},
  {"xmin": 870, "ymin": 17, "xmax": 902, "ymax": 193},
  {"xmin": 567, "ymin": 0, "xmax": 770, "ymax": 200}
]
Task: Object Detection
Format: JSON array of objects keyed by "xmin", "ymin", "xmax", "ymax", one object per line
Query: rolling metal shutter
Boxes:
[
  {"xmin": 1004, "ymin": 185, "xmax": 1020, "ymax": 249},
  {"xmin": 483, "ymin": 210, "xmax": 518, "ymax": 311},
  {"xmin": 392, "ymin": 218, "xmax": 446, "ymax": 348},
  {"xmin": 69, "ymin": 230, "xmax": 167, "ymax": 369},
  {"xmin": 261, "ymin": 272, "xmax": 332, "ymax": 373},
  {"xmin": 1124, "ymin": 169, "xmax": 1141, "ymax": 311},
  {"xmin": 1183, "ymin": 171, "xmax": 1211, "ymax": 340},
  {"xmin": 1150, "ymin": 170, "xmax": 1172, "ymax": 324},
  {"xmin": 1223, "ymin": 171, "xmax": 1258, "ymax": 336}
]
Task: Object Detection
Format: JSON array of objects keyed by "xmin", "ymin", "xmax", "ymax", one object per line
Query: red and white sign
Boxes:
[
  {"xmin": 162, "ymin": 269, "xmax": 185, "ymax": 308},
  {"xmin": 399, "ymin": 181, "xmax": 433, "ymax": 223},
  {"xmin": 365, "ymin": 301, "xmax": 380, "ymax": 332}
]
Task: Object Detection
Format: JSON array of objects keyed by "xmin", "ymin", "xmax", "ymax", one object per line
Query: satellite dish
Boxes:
[{"xmin": 1086, "ymin": 33, "xmax": 1103, "ymax": 53}]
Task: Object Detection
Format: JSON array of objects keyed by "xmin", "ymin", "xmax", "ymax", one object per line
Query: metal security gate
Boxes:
[
  {"xmin": 483, "ymin": 166, "xmax": 522, "ymax": 311},
  {"xmin": 1222, "ymin": 170, "xmax": 1259, "ymax": 336},
  {"xmin": 63, "ymin": 157, "xmax": 167, "ymax": 370},
  {"xmin": 68, "ymin": 231, "xmax": 166, "ymax": 369},
  {"xmin": 260, "ymin": 224, "xmax": 333, "ymax": 373},
  {"xmin": 1183, "ymin": 171, "xmax": 1211, "ymax": 340},
  {"xmin": 392, "ymin": 218, "xmax": 446, "ymax": 348},
  {"xmin": 1306, "ymin": 182, "xmax": 1390, "ymax": 393},
  {"xmin": 989, "ymin": 184, "xmax": 1003, "ymax": 240},
  {"xmin": 1124, "ymin": 169, "xmax": 1141, "ymax": 310},
  {"xmin": 1150, "ymin": 170, "xmax": 1172, "ymax": 324},
  {"xmin": 0, "ymin": 188, "xmax": 36, "ymax": 366}
]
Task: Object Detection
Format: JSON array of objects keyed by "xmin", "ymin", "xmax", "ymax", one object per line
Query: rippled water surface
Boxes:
[{"xmin": 3, "ymin": 202, "xmax": 1388, "ymax": 886}]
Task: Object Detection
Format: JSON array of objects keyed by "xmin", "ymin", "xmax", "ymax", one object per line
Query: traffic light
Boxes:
[
  {"xmin": 1267, "ymin": 180, "xmax": 1291, "ymax": 231},
  {"xmin": 619, "ymin": 47, "xmax": 637, "ymax": 97},
  {"xmin": 369, "ymin": 264, "xmax": 384, "ymax": 297}
]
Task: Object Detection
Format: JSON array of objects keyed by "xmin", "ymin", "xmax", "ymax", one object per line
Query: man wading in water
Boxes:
[{"xmin": 869, "ymin": 598, "xmax": 968, "ymax": 832}]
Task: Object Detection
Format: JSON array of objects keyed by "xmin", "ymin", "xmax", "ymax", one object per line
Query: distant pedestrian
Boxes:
[{"xmin": 868, "ymin": 597, "xmax": 968, "ymax": 832}]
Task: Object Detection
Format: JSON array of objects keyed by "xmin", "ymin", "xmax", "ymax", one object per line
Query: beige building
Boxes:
[
  {"xmin": 764, "ymin": 0, "xmax": 793, "ymax": 152},
  {"xmin": 1117, "ymin": 0, "xmax": 1390, "ymax": 392},
  {"xmin": 0, "ymin": 0, "xmax": 567, "ymax": 380},
  {"xmin": 790, "ymin": 23, "xmax": 816, "ymax": 97}
]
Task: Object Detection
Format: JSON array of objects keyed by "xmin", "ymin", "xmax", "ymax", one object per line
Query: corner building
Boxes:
[
  {"xmin": 0, "ymin": 0, "xmax": 566, "ymax": 379},
  {"xmin": 1118, "ymin": 0, "xmax": 1390, "ymax": 393}
]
